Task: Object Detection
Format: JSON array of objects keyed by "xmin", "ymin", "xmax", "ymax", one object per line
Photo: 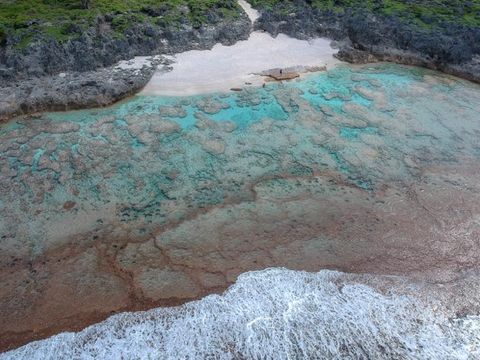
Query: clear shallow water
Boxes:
[
  {"xmin": 1, "ymin": 61, "xmax": 480, "ymax": 261},
  {"xmin": 3, "ymin": 268, "xmax": 479, "ymax": 359}
]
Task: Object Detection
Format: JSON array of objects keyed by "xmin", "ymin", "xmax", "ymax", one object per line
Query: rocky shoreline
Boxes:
[
  {"xmin": 1, "ymin": 0, "xmax": 480, "ymax": 122},
  {"xmin": 335, "ymin": 45, "xmax": 480, "ymax": 85},
  {"xmin": 0, "ymin": 7, "xmax": 251, "ymax": 122},
  {"xmin": 251, "ymin": 0, "xmax": 480, "ymax": 84}
]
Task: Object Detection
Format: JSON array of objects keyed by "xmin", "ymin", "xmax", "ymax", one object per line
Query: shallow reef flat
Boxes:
[{"xmin": 1, "ymin": 63, "xmax": 480, "ymax": 350}]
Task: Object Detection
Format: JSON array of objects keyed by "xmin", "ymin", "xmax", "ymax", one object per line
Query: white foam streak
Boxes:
[{"xmin": 3, "ymin": 268, "xmax": 479, "ymax": 359}]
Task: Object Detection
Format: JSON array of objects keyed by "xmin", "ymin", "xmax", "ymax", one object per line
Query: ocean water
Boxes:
[
  {"xmin": 1, "ymin": 63, "xmax": 480, "ymax": 357},
  {"xmin": 2, "ymin": 268, "xmax": 479, "ymax": 359}
]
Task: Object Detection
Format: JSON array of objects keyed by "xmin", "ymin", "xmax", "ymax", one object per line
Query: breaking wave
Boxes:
[{"xmin": 3, "ymin": 268, "xmax": 479, "ymax": 359}]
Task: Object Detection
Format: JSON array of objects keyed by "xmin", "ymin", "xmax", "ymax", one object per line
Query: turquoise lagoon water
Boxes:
[
  {"xmin": 45, "ymin": 63, "xmax": 419, "ymax": 129},
  {"xmin": 1, "ymin": 63, "xmax": 480, "ymax": 254}
]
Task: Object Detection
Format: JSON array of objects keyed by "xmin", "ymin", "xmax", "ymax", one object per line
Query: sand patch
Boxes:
[{"xmin": 141, "ymin": 32, "xmax": 340, "ymax": 96}]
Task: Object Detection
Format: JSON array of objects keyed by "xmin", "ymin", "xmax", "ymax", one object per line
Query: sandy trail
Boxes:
[
  {"xmin": 140, "ymin": 1, "xmax": 340, "ymax": 96},
  {"xmin": 238, "ymin": 0, "xmax": 260, "ymax": 23}
]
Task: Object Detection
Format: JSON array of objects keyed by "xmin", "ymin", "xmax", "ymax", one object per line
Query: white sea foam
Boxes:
[{"xmin": 2, "ymin": 268, "xmax": 479, "ymax": 359}]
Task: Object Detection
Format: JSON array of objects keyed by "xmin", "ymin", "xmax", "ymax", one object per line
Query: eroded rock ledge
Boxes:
[{"xmin": 0, "ymin": 56, "xmax": 171, "ymax": 122}]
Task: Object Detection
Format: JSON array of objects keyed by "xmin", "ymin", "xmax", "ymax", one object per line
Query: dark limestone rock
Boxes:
[
  {"xmin": 0, "ymin": 56, "xmax": 167, "ymax": 122},
  {"xmin": 0, "ymin": 12, "xmax": 251, "ymax": 83},
  {"xmin": 250, "ymin": 0, "xmax": 480, "ymax": 84}
]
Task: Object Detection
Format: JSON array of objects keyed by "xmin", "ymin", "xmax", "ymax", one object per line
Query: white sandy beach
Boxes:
[{"xmin": 140, "ymin": 0, "xmax": 341, "ymax": 96}]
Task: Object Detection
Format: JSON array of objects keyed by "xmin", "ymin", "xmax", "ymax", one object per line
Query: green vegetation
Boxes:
[
  {"xmin": 248, "ymin": 0, "xmax": 480, "ymax": 28},
  {"xmin": 0, "ymin": 0, "xmax": 241, "ymax": 47}
]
